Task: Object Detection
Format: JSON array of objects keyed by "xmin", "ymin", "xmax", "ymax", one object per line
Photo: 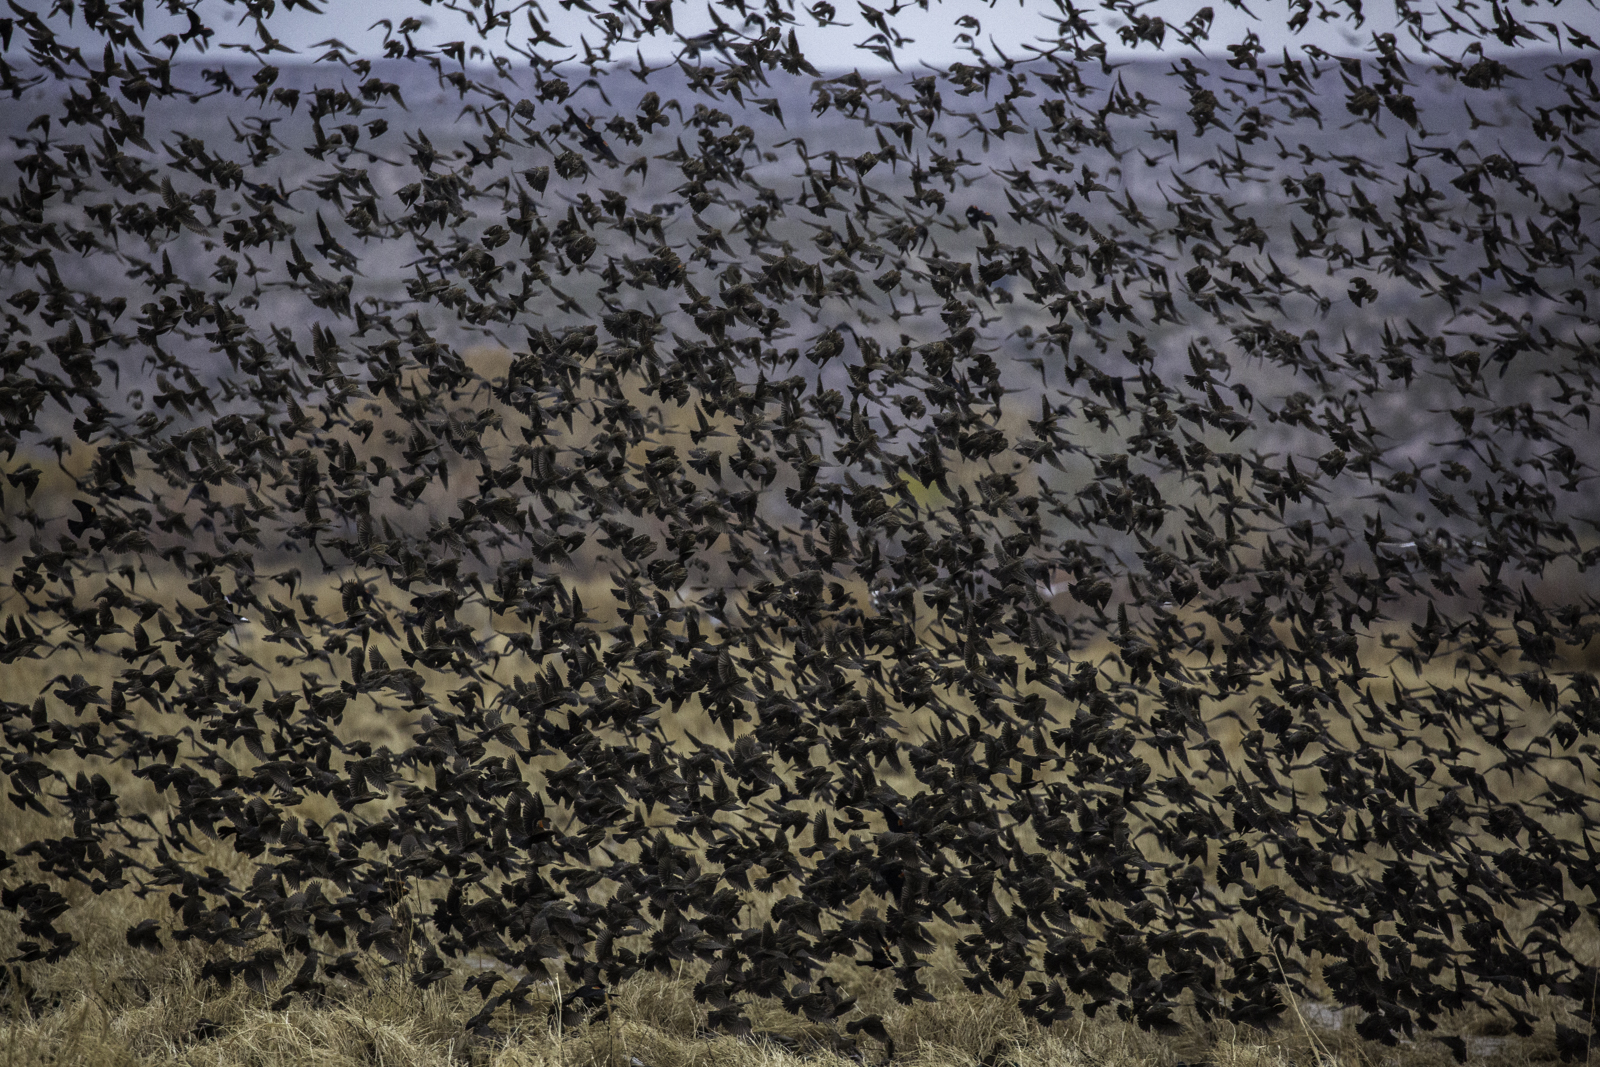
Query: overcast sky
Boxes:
[{"xmin": 30, "ymin": 0, "xmax": 1600, "ymax": 71}]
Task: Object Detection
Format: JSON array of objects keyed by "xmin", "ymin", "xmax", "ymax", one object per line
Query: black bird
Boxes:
[
  {"xmin": 564, "ymin": 105, "xmax": 622, "ymax": 165},
  {"xmin": 964, "ymin": 205, "xmax": 997, "ymax": 228}
]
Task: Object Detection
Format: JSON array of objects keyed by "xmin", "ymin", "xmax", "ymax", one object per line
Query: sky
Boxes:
[{"xmin": 26, "ymin": 0, "xmax": 1600, "ymax": 71}]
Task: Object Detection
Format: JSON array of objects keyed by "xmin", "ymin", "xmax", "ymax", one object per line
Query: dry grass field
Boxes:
[
  {"xmin": 3, "ymin": 844, "xmax": 1598, "ymax": 1067},
  {"xmin": 1, "ymin": 881, "xmax": 1596, "ymax": 1067},
  {"xmin": 2, "ymin": 332, "xmax": 1599, "ymax": 1065},
  {"xmin": 1, "ymin": 532, "xmax": 1595, "ymax": 1067}
]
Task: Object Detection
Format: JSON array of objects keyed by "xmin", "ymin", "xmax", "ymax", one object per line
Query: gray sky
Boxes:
[{"xmin": 31, "ymin": 0, "xmax": 1600, "ymax": 71}]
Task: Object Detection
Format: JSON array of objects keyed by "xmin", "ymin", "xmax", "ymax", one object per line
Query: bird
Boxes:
[{"xmin": 564, "ymin": 105, "xmax": 623, "ymax": 166}]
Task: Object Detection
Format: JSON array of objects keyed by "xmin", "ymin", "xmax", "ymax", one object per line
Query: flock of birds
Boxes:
[{"xmin": 2, "ymin": 0, "xmax": 1600, "ymax": 1055}]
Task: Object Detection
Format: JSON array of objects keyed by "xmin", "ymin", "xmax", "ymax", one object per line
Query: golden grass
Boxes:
[
  {"xmin": 3, "ymin": 926, "xmax": 1594, "ymax": 1067},
  {"xmin": 2, "ymin": 635, "xmax": 1596, "ymax": 1067},
  {"xmin": 3, "ymin": 349, "xmax": 1598, "ymax": 1065}
]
